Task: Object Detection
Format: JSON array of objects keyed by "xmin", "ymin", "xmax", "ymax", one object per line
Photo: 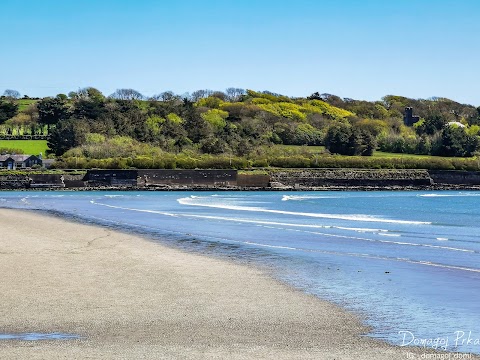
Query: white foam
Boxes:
[
  {"xmin": 90, "ymin": 201, "xmax": 178, "ymax": 217},
  {"xmin": 377, "ymin": 233, "xmax": 402, "ymax": 237},
  {"xmin": 282, "ymin": 195, "xmax": 337, "ymax": 201},
  {"xmin": 183, "ymin": 214, "xmax": 386, "ymax": 233},
  {"xmin": 91, "ymin": 200, "xmax": 470, "ymax": 254},
  {"xmin": 419, "ymin": 193, "xmax": 480, "ymax": 198},
  {"xmin": 177, "ymin": 197, "xmax": 431, "ymax": 225},
  {"xmin": 336, "ymin": 226, "xmax": 388, "ymax": 233},
  {"xmin": 175, "ymin": 213, "xmax": 471, "ymax": 253},
  {"xmin": 437, "ymin": 238, "xmax": 449, "ymax": 241}
]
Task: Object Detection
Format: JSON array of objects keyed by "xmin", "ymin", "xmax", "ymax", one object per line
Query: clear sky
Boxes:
[{"xmin": 1, "ymin": 0, "xmax": 479, "ymax": 105}]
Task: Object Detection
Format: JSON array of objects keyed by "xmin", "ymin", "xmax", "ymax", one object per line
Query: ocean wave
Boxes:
[
  {"xmin": 184, "ymin": 214, "xmax": 387, "ymax": 233},
  {"xmin": 419, "ymin": 193, "xmax": 480, "ymax": 198},
  {"xmin": 177, "ymin": 196, "xmax": 431, "ymax": 225},
  {"xmin": 90, "ymin": 201, "xmax": 469, "ymax": 252},
  {"xmin": 170, "ymin": 212, "xmax": 470, "ymax": 253},
  {"xmin": 90, "ymin": 201, "xmax": 178, "ymax": 217},
  {"xmin": 282, "ymin": 195, "xmax": 340, "ymax": 201},
  {"xmin": 297, "ymin": 230, "xmax": 473, "ymax": 253}
]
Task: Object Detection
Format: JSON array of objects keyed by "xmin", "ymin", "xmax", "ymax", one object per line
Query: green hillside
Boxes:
[
  {"xmin": 17, "ymin": 99, "xmax": 38, "ymax": 112},
  {"xmin": 0, "ymin": 140, "xmax": 49, "ymax": 155}
]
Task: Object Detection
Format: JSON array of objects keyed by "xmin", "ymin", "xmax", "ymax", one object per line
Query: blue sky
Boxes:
[{"xmin": 1, "ymin": 0, "xmax": 479, "ymax": 105}]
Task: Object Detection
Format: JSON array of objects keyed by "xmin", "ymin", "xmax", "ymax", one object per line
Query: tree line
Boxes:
[{"xmin": 1, "ymin": 88, "xmax": 480, "ymax": 163}]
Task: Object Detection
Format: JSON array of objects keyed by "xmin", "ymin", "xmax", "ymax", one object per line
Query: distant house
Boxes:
[
  {"xmin": 447, "ymin": 121, "xmax": 466, "ymax": 128},
  {"xmin": 403, "ymin": 107, "xmax": 420, "ymax": 126},
  {"xmin": 0, "ymin": 155, "xmax": 42, "ymax": 170}
]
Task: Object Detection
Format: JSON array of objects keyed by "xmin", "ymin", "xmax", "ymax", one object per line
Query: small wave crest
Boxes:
[
  {"xmin": 282, "ymin": 195, "xmax": 336, "ymax": 201},
  {"xmin": 178, "ymin": 196, "xmax": 431, "ymax": 225},
  {"xmin": 419, "ymin": 193, "xmax": 480, "ymax": 198}
]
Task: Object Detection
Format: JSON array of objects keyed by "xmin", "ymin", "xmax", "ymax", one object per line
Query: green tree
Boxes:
[
  {"xmin": 200, "ymin": 109, "xmax": 228, "ymax": 129},
  {"xmin": 325, "ymin": 123, "xmax": 353, "ymax": 155},
  {"xmin": 37, "ymin": 96, "xmax": 70, "ymax": 130},
  {"xmin": 182, "ymin": 99, "xmax": 212, "ymax": 143},
  {"xmin": 47, "ymin": 119, "xmax": 90, "ymax": 155},
  {"xmin": 415, "ymin": 114, "xmax": 446, "ymax": 135},
  {"xmin": 436, "ymin": 125, "xmax": 478, "ymax": 157},
  {"xmin": 0, "ymin": 100, "xmax": 19, "ymax": 124},
  {"xmin": 325, "ymin": 123, "xmax": 375, "ymax": 156}
]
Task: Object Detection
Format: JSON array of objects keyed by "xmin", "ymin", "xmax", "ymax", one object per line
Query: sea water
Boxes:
[{"xmin": 1, "ymin": 190, "xmax": 480, "ymax": 353}]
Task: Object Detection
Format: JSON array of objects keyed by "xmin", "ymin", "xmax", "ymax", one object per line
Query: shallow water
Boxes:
[
  {"xmin": 0, "ymin": 333, "xmax": 80, "ymax": 341},
  {"xmin": 1, "ymin": 190, "xmax": 480, "ymax": 353}
]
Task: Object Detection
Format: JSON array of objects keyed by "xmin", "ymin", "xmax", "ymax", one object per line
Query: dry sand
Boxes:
[{"xmin": 0, "ymin": 208, "xmax": 473, "ymax": 359}]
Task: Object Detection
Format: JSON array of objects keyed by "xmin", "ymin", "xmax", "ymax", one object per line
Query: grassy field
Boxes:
[
  {"xmin": 273, "ymin": 146, "xmax": 476, "ymax": 161},
  {"xmin": 271, "ymin": 145, "xmax": 327, "ymax": 154},
  {"xmin": 373, "ymin": 151, "xmax": 435, "ymax": 159},
  {"xmin": 17, "ymin": 99, "xmax": 38, "ymax": 112},
  {"xmin": 0, "ymin": 140, "xmax": 49, "ymax": 155}
]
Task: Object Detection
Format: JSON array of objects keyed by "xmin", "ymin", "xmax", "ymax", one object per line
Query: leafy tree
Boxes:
[
  {"xmin": 200, "ymin": 137, "xmax": 227, "ymax": 154},
  {"xmin": 325, "ymin": 123, "xmax": 352, "ymax": 155},
  {"xmin": 325, "ymin": 123, "xmax": 375, "ymax": 156},
  {"xmin": 71, "ymin": 89, "xmax": 106, "ymax": 121},
  {"xmin": 414, "ymin": 114, "xmax": 445, "ymax": 135},
  {"xmin": 48, "ymin": 119, "xmax": 90, "ymax": 155},
  {"xmin": 200, "ymin": 109, "xmax": 228, "ymax": 129},
  {"xmin": 37, "ymin": 96, "xmax": 70, "ymax": 130},
  {"xmin": 197, "ymin": 96, "xmax": 223, "ymax": 109},
  {"xmin": 436, "ymin": 125, "xmax": 478, "ymax": 157},
  {"xmin": 182, "ymin": 99, "xmax": 212, "ymax": 143},
  {"xmin": 0, "ymin": 100, "xmax": 19, "ymax": 124},
  {"xmin": 145, "ymin": 115, "xmax": 164, "ymax": 136}
]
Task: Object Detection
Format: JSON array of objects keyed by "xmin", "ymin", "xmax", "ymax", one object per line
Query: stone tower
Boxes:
[{"xmin": 403, "ymin": 107, "xmax": 420, "ymax": 126}]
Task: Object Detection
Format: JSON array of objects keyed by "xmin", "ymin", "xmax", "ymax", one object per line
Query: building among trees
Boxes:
[
  {"xmin": 403, "ymin": 107, "xmax": 420, "ymax": 126},
  {"xmin": 0, "ymin": 154, "xmax": 42, "ymax": 170}
]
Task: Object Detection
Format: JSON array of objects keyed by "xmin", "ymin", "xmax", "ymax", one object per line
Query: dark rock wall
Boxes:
[
  {"xmin": 138, "ymin": 170, "xmax": 237, "ymax": 186},
  {"xmin": 0, "ymin": 175, "xmax": 31, "ymax": 189},
  {"xmin": 270, "ymin": 169, "xmax": 433, "ymax": 187},
  {"xmin": 237, "ymin": 174, "xmax": 270, "ymax": 187},
  {"xmin": 2, "ymin": 169, "xmax": 480, "ymax": 190},
  {"xmin": 428, "ymin": 170, "xmax": 480, "ymax": 185}
]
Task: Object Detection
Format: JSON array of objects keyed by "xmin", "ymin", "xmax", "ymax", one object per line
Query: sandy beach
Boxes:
[{"xmin": 0, "ymin": 208, "xmax": 472, "ymax": 360}]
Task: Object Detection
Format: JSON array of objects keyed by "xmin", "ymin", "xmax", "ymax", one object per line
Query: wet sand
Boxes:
[{"xmin": 0, "ymin": 209, "xmax": 472, "ymax": 359}]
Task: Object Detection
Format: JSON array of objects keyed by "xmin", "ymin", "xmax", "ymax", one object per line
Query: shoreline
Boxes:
[
  {"xmin": 3, "ymin": 184, "xmax": 480, "ymax": 192},
  {"xmin": 0, "ymin": 208, "xmax": 476, "ymax": 359},
  {"xmin": 3, "ymin": 168, "xmax": 480, "ymax": 191}
]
